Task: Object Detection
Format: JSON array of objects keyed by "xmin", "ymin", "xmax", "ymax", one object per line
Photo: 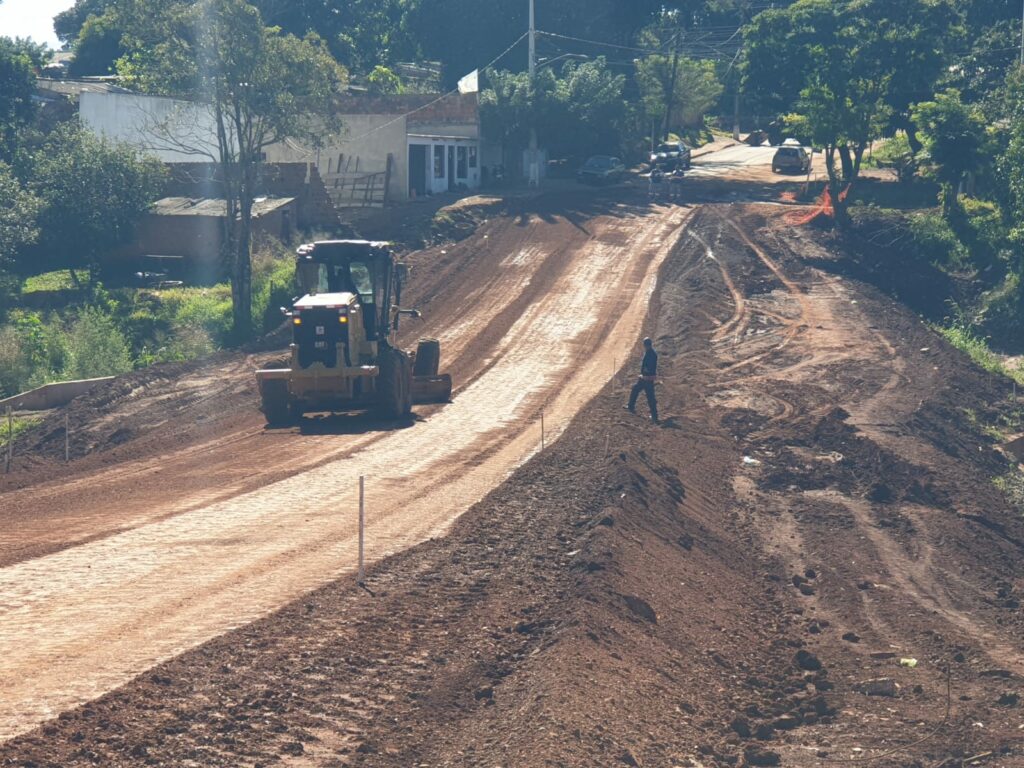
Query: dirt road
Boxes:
[
  {"xmin": 0, "ymin": 197, "xmax": 690, "ymax": 742},
  {"xmin": 5, "ymin": 202, "xmax": 1021, "ymax": 768}
]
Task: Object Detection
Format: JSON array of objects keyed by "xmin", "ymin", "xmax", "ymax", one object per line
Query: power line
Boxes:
[{"xmin": 284, "ymin": 32, "xmax": 529, "ymax": 159}]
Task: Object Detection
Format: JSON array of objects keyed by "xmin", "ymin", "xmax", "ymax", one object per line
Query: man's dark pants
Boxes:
[{"xmin": 628, "ymin": 378, "xmax": 658, "ymax": 422}]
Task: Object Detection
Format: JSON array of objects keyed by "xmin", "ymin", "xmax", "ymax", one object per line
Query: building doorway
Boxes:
[
  {"xmin": 447, "ymin": 145, "xmax": 456, "ymax": 191},
  {"xmin": 408, "ymin": 144, "xmax": 427, "ymax": 198}
]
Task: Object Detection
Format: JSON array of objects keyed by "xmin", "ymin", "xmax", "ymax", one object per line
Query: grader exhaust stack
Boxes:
[{"xmin": 254, "ymin": 240, "xmax": 452, "ymax": 425}]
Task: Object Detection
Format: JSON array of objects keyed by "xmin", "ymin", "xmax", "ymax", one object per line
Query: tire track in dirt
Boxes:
[
  {"xmin": 809, "ymin": 490, "xmax": 1024, "ymax": 675},
  {"xmin": 0, "ymin": 205, "xmax": 691, "ymax": 742}
]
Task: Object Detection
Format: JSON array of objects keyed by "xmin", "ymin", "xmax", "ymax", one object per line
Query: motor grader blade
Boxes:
[{"xmin": 412, "ymin": 373, "xmax": 452, "ymax": 404}]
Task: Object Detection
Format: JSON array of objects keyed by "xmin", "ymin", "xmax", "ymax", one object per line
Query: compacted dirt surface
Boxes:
[
  {"xmin": 0, "ymin": 192, "xmax": 689, "ymax": 743},
  {"xmin": 2, "ymin": 190, "xmax": 1024, "ymax": 767}
]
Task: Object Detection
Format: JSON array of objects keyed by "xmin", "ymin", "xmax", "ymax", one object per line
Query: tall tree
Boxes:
[
  {"xmin": 28, "ymin": 123, "xmax": 166, "ymax": 282},
  {"xmin": 913, "ymin": 90, "xmax": 989, "ymax": 214},
  {"xmin": 118, "ymin": 0, "xmax": 346, "ymax": 339},
  {"xmin": 68, "ymin": 10, "xmax": 126, "ymax": 75},
  {"xmin": 551, "ymin": 58, "xmax": 627, "ymax": 157},
  {"xmin": 637, "ymin": 54, "xmax": 722, "ymax": 136},
  {"xmin": 0, "ymin": 161, "xmax": 40, "ymax": 314},
  {"xmin": 53, "ymin": 0, "xmax": 116, "ymax": 46},
  {"xmin": 0, "ymin": 37, "xmax": 42, "ymax": 161},
  {"xmin": 253, "ymin": 0, "xmax": 406, "ymax": 73},
  {"xmin": 744, "ymin": 0, "xmax": 958, "ymax": 225}
]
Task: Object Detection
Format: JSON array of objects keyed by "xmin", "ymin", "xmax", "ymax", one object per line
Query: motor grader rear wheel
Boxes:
[{"xmin": 413, "ymin": 338, "xmax": 441, "ymax": 377}]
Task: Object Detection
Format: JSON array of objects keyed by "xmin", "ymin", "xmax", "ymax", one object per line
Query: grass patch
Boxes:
[
  {"xmin": 0, "ymin": 414, "xmax": 41, "ymax": 450},
  {"xmin": 937, "ymin": 324, "xmax": 1024, "ymax": 385},
  {"xmin": 994, "ymin": 469, "xmax": 1024, "ymax": 515},
  {"xmin": 22, "ymin": 270, "xmax": 78, "ymax": 293}
]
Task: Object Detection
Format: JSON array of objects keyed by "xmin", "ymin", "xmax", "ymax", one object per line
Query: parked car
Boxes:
[
  {"xmin": 771, "ymin": 144, "xmax": 812, "ymax": 174},
  {"xmin": 577, "ymin": 155, "xmax": 627, "ymax": 184},
  {"xmin": 649, "ymin": 141, "xmax": 692, "ymax": 170}
]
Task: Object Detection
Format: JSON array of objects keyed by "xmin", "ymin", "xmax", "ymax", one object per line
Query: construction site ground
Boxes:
[{"xmin": 1, "ymin": 152, "xmax": 1023, "ymax": 768}]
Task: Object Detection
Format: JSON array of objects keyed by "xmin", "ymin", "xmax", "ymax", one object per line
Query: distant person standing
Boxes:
[
  {"xmin": 668, "ymin": 167, "xmax": 685, "ymax": 202},
  {"xmin": 649, "ymin": 168, "xmax": 665, "ymax": 200},
  {"xmin": 627, "ymin": 337, "xmax": 659, "ymax": 423}
]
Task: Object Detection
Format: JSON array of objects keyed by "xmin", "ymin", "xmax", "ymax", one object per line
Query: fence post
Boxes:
[
  {"xmin": 5, "ymin": 406, "xmax": 11, "ymax": 474},
  {"xmin": 65, "ymin": 412, "xmax": 70, "ymax": 463},
  {"xmin": 541, "ymin": 409, "xmax": 545, "ymax": 452},
  {"xmin": 358, "ymin": 475, "xmax": 365, "ymax": 584}
]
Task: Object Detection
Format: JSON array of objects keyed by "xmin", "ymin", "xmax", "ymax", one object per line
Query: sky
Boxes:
[{"xmin": 0, "ymin": 0, "xmax": 75, "ymax": 49}]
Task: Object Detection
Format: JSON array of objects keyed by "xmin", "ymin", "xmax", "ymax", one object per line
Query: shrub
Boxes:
[
  {"xmin": 154, "ymin": 285, "xmax": 234, "ymax": 346},
  {"xmin": 0, "ymin": 325, "xmax": 31, "ymax": 398},
  {"xmin": 251, "ymin": 237, "xmax": 297, "ymax": 334},
  {"xmin": 994, "ymin": 469, "xmax": 1024, "ymax": 515},
  {"xmin": 66, "ymin": 307, "xmax": 133, "ymax": 379},
  {"xmin": 951, "ymin": 197, "xmax": 1010, "ymax": 273},
  {"xmin": 909, "ymin": 212, "xmax": 970, "ymax": 270},
  {"xmin": 872, "ymin": 133, "xmax": 916, "ymax": 182}
]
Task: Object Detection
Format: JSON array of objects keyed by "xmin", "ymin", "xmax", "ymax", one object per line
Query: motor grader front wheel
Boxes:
[
  {"xmin": 377, "ymin": 347, "xmax": 413, "ymax": 419},
  {"xmin": 260, "ymin": 379, "xmax": 292, "ymax": 426}
]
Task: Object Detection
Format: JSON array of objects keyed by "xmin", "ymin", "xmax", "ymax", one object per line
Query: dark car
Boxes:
[
  {"xmin": 771, "ymin": 144, "xmax": 812, "ymax": 174},
  {"xmin": 577, "ymin": 155, "xmax": 626, "ymax": 185},
  {"xmin": 649, "ymin": 141, "xmax": 692, "ymax": 171}
]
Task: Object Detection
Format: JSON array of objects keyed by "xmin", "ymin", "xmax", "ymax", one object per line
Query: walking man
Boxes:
[{"xmin": 627, "ymin": 337, "xmax": 659, "ymax": 423}]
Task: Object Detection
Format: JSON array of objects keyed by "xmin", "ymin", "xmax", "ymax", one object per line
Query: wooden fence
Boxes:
[{"xmin": 322, "ymin": 153, "xmax": 393, "ymax": 208}]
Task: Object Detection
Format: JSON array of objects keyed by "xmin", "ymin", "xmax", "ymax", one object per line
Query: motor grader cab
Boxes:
[{"xmin": 255, "ymin": 240, "xmax": 452, "ymax": 425}]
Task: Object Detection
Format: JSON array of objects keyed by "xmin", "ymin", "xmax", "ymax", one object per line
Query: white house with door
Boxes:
[
  {"xmin": 80, "ymin": 89, "xmax": 482, "ymax": 207},
  {"xmin": 268, "ymin": 92, "xmax": 482, "ymax": 206}
]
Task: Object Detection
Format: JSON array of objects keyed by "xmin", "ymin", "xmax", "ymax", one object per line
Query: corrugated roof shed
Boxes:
[
  {"xmin": 151, "ymin": 197, "xmax": 296, "ymax": 217},
  {"xmin": 36, "ymin": 78, "xmax": 134, "ymax": 97}
]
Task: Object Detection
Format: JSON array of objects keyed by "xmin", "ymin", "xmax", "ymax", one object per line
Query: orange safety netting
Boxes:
[{"xmin": 785, "ymin": 184, "xmax": 850, "ymax": 226}]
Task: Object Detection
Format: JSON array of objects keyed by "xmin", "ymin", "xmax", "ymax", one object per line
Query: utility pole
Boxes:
[
  {"xmin": 528, "ymin": 0, "xmax": 539, "ymax": 187},
  {"xmin": 663, "ymin": 30, "xmax": 682, "ymax": 142},
  {"xmin": 1020, "ymin": 0, "xmax": 1023, "ymax": 67}
]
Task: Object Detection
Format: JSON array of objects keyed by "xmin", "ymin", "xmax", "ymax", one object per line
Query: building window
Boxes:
[
  {"xmin": 433, "ymin": 145, "xmax": 445, "ymax": 178},
  {"xmin": 469, "ymin": 146, "xmax": 478, "ymax": 169},
  {"xmin": 457, "ymin": 146, "xmax": 468, "ymax": 179}
]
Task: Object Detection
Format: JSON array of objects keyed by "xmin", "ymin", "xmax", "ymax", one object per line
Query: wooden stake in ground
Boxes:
[
  {"xmin": 65, "ymin": 413, "xmax": 70, "ymax": 463},
  {"xmin": 5, "ymin": 406, "xmax": 11, "ymax": 474},
  {"xmin": 358, "ymin": 475, "xmax": 365, "ymax": 584},
  {"xmin": 541, "ymin": 409, "xmax": 545, "ymax": 452}
]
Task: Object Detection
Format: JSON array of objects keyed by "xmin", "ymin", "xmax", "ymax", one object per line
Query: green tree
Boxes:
[
  {"xmin": 53, "ymin": 0, "xmax": 116, "ymax": 46},
  {"xmin": 402, "ymin": 0, "xmax": 686, "ymax": 88},
  {"xmin": 637, "ymin": 54, "xmax": 722, "ymax": 137},
  {"xmin": 0, "ymin": 161, "xmax": 39, "ymax": 265},
  {"xmin": 912, "ymin": 90, "xmax": 989, "ymax": 214},
  {"xmin": 68, "ymin": 10, "xmax": 125, "ymax": 76},
  {"xmin": 481, "ymin": 59, "xmax": 624, "ymax": 167},
  {"xmin": 996, "ymin": 69, "xmax": 1024, "ymax": 276},
  {"xmin": 28, "ymin": 124, "xmax": 166, "ymax": 282},
  {"xmin": 255, "ymin": 0, "xmax": 406, "ymax": 73},
  {"xmin": 367, "ymin": 65, "xmax": 403, "ymax": 95},
  {"xmin": 0, "ymin": 37, "xmax": 40, "ymax": 161},
  {"xmin": 0, "ymin": 162, "xmax": 41, "ymax": 317},
  {"xmin": 67, "ymin": 307, "xmax": 134, "ymax": 378},
  {"xmin": 480, "ymin": 68, "xmax": 556, "ymax": 168},
  {"xmin": 743, "ymin": 0, "xmax": 957, "ymax": 225},
  {"xmin": 118, "ymin": 0, "xmax": 346, "ymax": 339}
]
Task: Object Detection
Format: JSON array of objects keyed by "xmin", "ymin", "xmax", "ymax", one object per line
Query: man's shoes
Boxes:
[
  {"xmin": 651, "ymin": 418, "xmax": 660, "ymax": 425},
  {"xmin": 625, "ymin": 405, "xmax": 635, "ymax": 414}
]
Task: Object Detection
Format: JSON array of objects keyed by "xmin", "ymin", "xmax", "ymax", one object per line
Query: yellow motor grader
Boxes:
[{"xmin": 255, "ymin": 240, "xmax": 452, "ymax": 425}]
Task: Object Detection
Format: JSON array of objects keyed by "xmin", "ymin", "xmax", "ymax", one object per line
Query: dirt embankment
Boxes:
[{"xmin": 4, "ymin": 204, "xmax": 1022, "ymax": 767}]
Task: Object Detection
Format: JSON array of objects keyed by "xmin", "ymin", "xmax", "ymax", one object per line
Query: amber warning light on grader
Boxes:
[{"xmin": 254, "ymin": 240, "xmax": 452, "ymax": 426}]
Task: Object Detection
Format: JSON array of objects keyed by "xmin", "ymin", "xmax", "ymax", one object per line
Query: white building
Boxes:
[{"xmin": 80, "ymin": 90, "xmax": 483, "ymax": 206}]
